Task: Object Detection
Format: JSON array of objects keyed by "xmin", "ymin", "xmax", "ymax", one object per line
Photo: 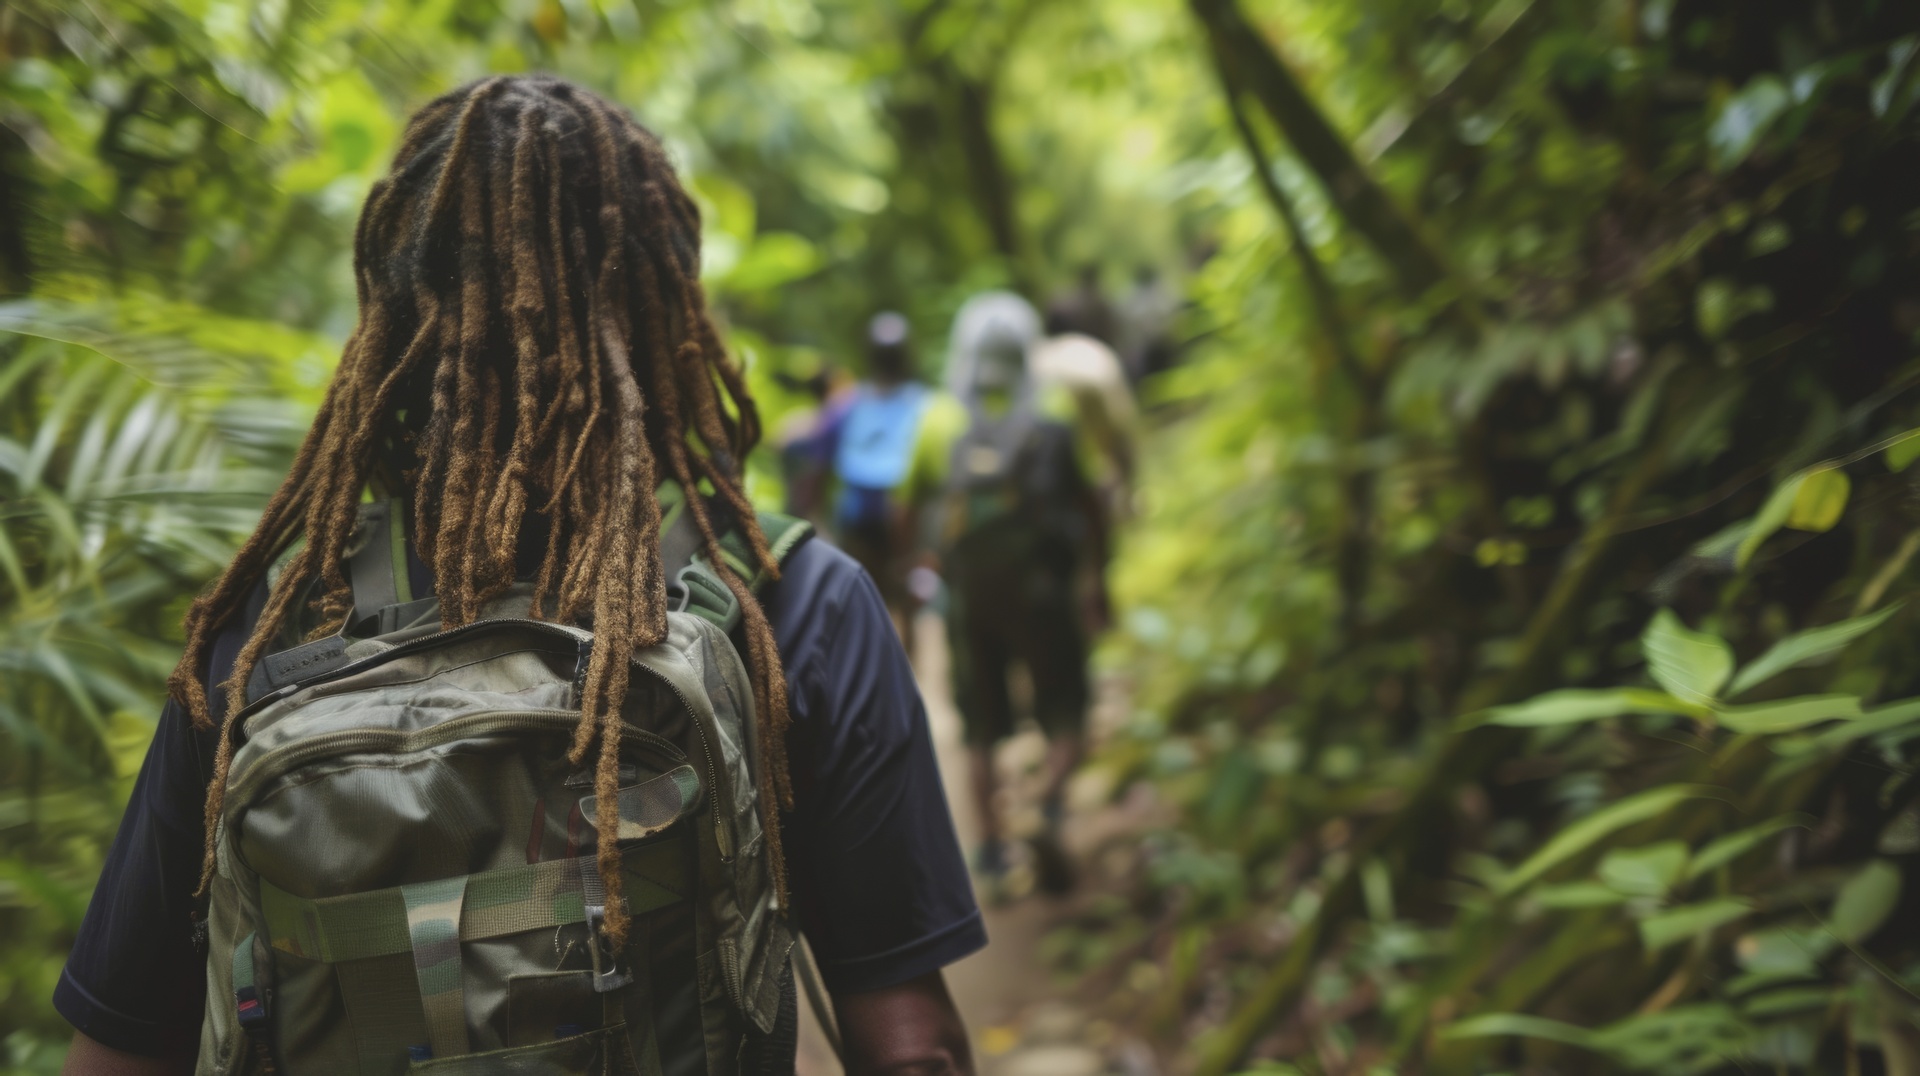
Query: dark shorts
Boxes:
[{"xmin": 945, "ymin": 557, "xmax": 1089, "ymax": 747}]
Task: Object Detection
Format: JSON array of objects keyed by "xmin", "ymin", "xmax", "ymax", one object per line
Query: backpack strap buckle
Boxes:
[
  {"xmin": 668, "ymin": 559, "xmax": 742, "ymax": 633},
  {"xmin": 582, "ymin": 903, "xmax": 633, "ymax": 994}
]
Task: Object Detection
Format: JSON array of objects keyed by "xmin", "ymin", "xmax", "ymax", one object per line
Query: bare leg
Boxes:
[
  {"xmin": 1038, "ymin": 731, "xmax": 1084, "ymax": 817},
  {"xmin": 1030, "ymin": 731, "xmax": 1083, "ymax": 895}
]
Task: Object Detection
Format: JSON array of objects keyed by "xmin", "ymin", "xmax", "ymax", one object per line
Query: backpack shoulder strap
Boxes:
[
  {"xmin": 244, "ymin": 498, "xmax": 417, "ymax": 705},
  {"xmin": 658, "ymin": 481, "xmax": 813, "ymax": 633},
  {"xmin": 345, "ymin": 497, "xmax": 415, "ymax": 620}
]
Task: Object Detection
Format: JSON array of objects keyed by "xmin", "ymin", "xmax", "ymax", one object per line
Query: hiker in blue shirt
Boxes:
[{"xmin": 828, "ymin": 312, "xmax": 935, "ymax": 639}]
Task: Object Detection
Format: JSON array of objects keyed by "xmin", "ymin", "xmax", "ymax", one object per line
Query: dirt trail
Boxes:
[{"xmin": 795, "ymin": 614, "xmax": 1137, "ymax": 1076}]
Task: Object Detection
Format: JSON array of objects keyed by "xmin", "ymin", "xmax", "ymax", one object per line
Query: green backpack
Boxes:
[{"xmin": 195, "ymin": 487, "xmax": 812, "ymax": 1075}]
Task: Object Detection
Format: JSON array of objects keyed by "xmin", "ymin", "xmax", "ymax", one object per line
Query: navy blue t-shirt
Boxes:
[{"xmin": 54, "ymin": 536, "xmax": 984, "ymax": 1058}]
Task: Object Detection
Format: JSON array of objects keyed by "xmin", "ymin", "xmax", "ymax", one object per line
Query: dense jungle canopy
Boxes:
[{"xmin": 5, "ymin": 0, "xmax": 1920, "ymax": 1072}]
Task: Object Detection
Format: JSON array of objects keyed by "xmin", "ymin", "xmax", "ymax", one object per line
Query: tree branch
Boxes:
[
  {"xmin": 1216, "ymin": 54, "xmax": 1385, "ymax": 628},
  {"xmin": 1190, "ymin": 0, "xmax": 1452, "ymax": 300}
]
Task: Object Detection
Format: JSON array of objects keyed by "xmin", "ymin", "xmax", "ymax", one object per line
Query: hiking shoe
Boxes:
[{"xmin": 972, "ymin": 840, "xmax": 1016, "ymax": 904}]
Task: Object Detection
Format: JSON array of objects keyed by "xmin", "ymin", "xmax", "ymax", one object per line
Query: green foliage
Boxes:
[
  {"xmin": 0, "ymin": 296, "xmax": 317, "ymax": 1053},
  {"xmin": 5, "ymin": 0, "xmax": 1920, "ymax": 1072},
  {"xmin": 1090, "ymin": 0, "xmax": 1920, "ymax": 1071}
]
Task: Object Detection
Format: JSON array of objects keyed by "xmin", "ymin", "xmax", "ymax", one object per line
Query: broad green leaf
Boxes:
[
  {"xmin": 1588, "ymin": 1004, "xmax": 1750, "ymax": 1068},
  {"xmin": 689, "ymin": 173, "xmax": 757, "ymax": 244},
  {"xmin": 1776, "ymin": 697, "xmax": 1920, "ymax": 758},
  {"xmin": 1534, "ymin": 882, "xmax": 1627, "ymax": 909},
  {"xmin": 721, "ymin": 232, "xmax": 823, "ymax": 293},
  {"xmin": 1685, "ymin": 815, "xmax": 1811, "ymax": 880},
  {"xmin": 1694, "ymin": 278, "xmax": 1737, "ymax": 340},
  {"xmin": 1639, "ymin": 898, "xmax": 1753, "ymax": 951},
  {"xmin": 1735, "ymin": 927, "xmax": 1834, "ymax": 976},
  {"xmin": 1830, "ymin": 859, "xmax": 1901, "ymax": 943},
  {"xmin": 1713, "ymin": 694, "xmax": 1861, "ymax": 734},
  {"xmin": 1495, "ymin": 785, "xmax": 1712, "ymax": 896},
  {"xmin": 1741, "ymin": 985, "xmax": 1837, "ymax": 1018},
  {"xmin": 1709, "ymin": 75, "xmax": 1791, "ymax": 169},
  {"xmin": 0, "ymin": 858, "xmax": 89, "ymax": 931},
  {"xmin": 1737, "ymin": 472, "xmax": 1807, "ymax": 567},
  {"xmin": 1440, "ymin": 1013, "xmax": 1596, "ymax": 1047},
  {"xmin": 1642, "ymin": 610, "xmax": 1733, "ymax": 705},
  {"xmin": 1727, "ymin": 604, "xmax": 1900, "ymax": 696},
  {"xmin": 1598, "ymin": 841, "xmax": 1689, "ymax": 897},
  {"xmin": 1477, "ymin": 687, "xmax": 1695, "ymax": 728},
  {"xmin": 1886, "ymin": 427, "xmax": 1920, "ymax": 471},
  {"xmin": 1785, "ymin": 467, "xmax": 1849, "ymax": 531}
]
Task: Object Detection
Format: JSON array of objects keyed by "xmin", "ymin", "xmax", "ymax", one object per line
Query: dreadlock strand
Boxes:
[
  {"xmin": 413, "ymin": 301, "xmax": 464, "ymax": 577},
  {"xmin": 417, "ymin": 77, "xmax": 505, "ymax": 241},
  {"xmin": 671, "ymin": 461, "xmax": 794, "ymax": 902},
  {"xmin": 195, "ymin": 537, "xmax": 328, "ymax": 894},
  {"xmin": 486, "ymin": 108, "xmax": 548, "ymax": 553}
]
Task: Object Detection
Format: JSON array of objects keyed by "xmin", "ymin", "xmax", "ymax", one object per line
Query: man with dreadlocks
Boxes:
[{"xmin": 57, "ymin": 77, "xmax": 981, "ymax": 1076}]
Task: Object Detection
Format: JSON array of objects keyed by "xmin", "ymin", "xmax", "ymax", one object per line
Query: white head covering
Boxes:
[{"xmin": 945, "ymin": 290, "xmax": 1041, "ymax": 400}]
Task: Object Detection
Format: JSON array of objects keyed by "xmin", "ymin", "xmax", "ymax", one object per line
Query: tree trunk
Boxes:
[{"xmin": 950, "ymin": 69, "xmax": 1026, "ymax": 279}]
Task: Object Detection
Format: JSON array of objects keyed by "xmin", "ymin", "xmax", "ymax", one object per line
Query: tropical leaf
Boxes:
[
  {"xmin": 1684, "ymin": 815, "xmax": 1811, "ymax": 880},
  {"xmin": 1830, "ymin": 860, "xmax": 1901, "ymax": 944},
  {"xmin": 1713, "ymin": 694, "xmax": 1861, "ymax": 734},
  {"xmin": 1736, "ymin": 472, "xmax": 1810, "ymax": 568},
  {"xmin": 1884, "ymin": 427, "xmax": 1920, "ymax": 471},
  {"xmin": 1774, "ymin": 697, "xmax": 1920, "ymax": 759},
  {"xmin": 1726, "ymin": 604, "xmax": 1900, "ymax": 696},
  {"xmin": 1642, "ymin": 611, "xmax": 1733, "ymax": 706},
  {"xmin": 1441, "ymin": 1012, "xmax": 1597, "ymax": 1047},
  {"xmin": 1477, "ymin": 687, "xmax": 1696, "ymax": 728},
  {"xmin": 1785, "ymin": 467, "xmax": 1850, "ymax": 532},
  {"xmin": 1494, "ymin": 786, "xmax": 1714, "ymax": 897},
  {"xmin": 1639, "ymin": 898, "xmax": 1753, "ymax": 951},
  {"xmin": 1598, "ymin": 841, "xmax": 1689, "ymax": 897}
]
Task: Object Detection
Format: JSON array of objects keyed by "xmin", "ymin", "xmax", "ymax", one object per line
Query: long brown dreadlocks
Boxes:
[{"xmin": 168, "ymin": 76, "xmax": 792, "ymax": 947}]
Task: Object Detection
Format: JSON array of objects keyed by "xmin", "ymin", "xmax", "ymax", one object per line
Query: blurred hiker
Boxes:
[
  {"xmin": 908, "ymin": 291, "xmax": 1111, "ymax": 900},
  {"xmin": 773, "ymin": 358, "xmax": 855, "ymax": 524},
  {"xmin": 1046, "ymin": 263, "xmax": 1119, "ymax": 348},
  {"xmin": 57, "ymin": 77, "xmax": 981, "ymax": 1076},
  {"xmin": 830, "ymin": 311, "xmax": 934, "ymax": 638},
  {"xmin": 1116, "ymin": 264, "xmax": 1181, "ymax": 383},
  {"xmin": 1037, "ymin": 293, "xmax": 1137, "ymax": 521}
]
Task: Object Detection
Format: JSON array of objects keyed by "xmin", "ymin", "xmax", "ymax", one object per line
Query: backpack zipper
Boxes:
[
  {"xmin": 238, "ymin": 616, "xmax": 743, "ymax": 865},
  {"xmin": 239, "ymin": 618, "xmax": 594, "ymax": 717},
  {"xmin": 226, "ymin": 709, "xmax": 686, "ymax": 816}
]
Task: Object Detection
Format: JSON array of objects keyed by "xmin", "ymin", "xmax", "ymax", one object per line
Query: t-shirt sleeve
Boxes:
[
  {"xmin": 57, "ymin": 582, "xmax": 263, "ymax": 1057},
  {"xmin": 54, "ymin": 698, "xmax": 218, "ymax": 1058},
  {"xmin": 901, "ymin": 392, "xmax": 967, "ymax": 506},
  {"xmin": 767, "ymin": 541, "xmax": 986, "ymax": 994}
]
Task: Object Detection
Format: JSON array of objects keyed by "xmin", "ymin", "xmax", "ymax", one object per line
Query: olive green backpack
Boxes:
[{"xmin": 195, "ymin": 486, "xmax": 811, "ymax": 1075}]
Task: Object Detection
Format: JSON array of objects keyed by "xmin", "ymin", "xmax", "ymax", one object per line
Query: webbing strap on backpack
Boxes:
[
  {"xmin": 347, "ymin": 485, "xmax": 814, "ymax": 635},
  {"xmin": 656, "ymin": 481, "xmax": 813, "ymax": 635},
  {"xmin": 401, "ymin": 877, "xmax": 471, "ymax": 1058},
  {"xmin": 346, "ymin": 498, "xmax": 413, "ymax": 619},
  {"xmin": 243, "ymin": 498, "xmax": 416, "ymax": 705}
]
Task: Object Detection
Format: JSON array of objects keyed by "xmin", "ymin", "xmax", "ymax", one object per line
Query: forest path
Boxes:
[{"xmin": 796, "ymin": 613, "xmax": 1146, "ymax": 1076}]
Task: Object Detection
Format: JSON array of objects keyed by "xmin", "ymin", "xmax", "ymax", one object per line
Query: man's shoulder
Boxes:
[{"xmin": 759, "ymin": 534, "xmax": 873, "ymax": 627}]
